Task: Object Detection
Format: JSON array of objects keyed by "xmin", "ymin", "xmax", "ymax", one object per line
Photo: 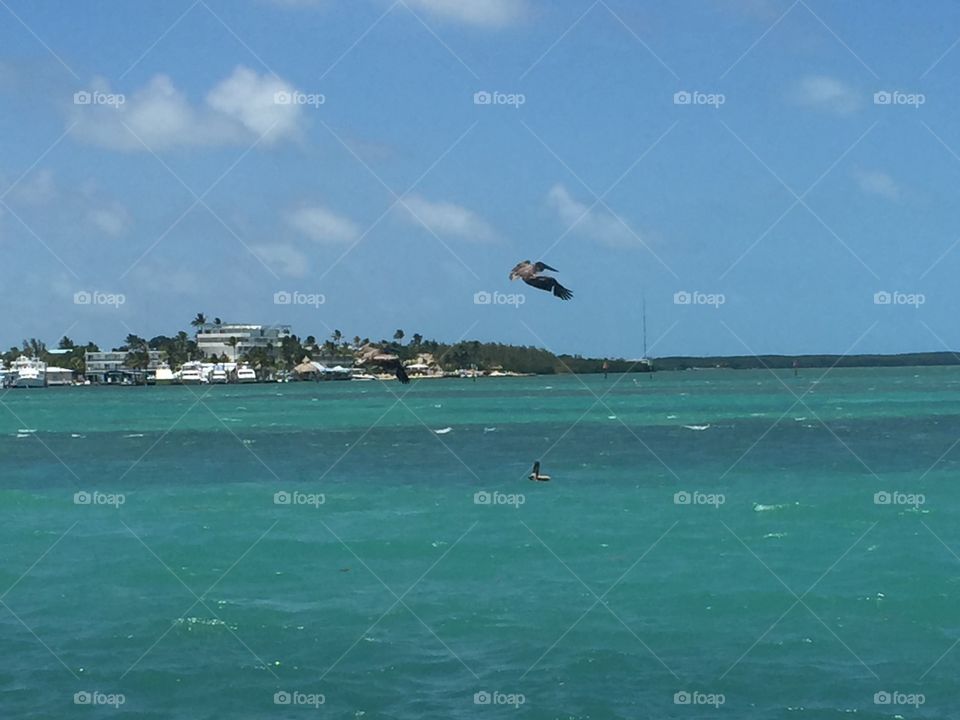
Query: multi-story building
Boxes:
[
  {"xmin": 195, "ymin": 324, "xmax": 292, "ymax": 361},
  {"xmin": 85, "ymin": 350, "xmax": 163, "ymax": 382}
]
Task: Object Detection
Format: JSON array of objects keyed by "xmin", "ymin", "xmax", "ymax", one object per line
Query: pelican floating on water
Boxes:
[
  {"xmin": 509, "ymin": 260, "xmax": 573, "ymax": 300},
  {"xmin": 529, "ymin": 460, "xmax": 551, "ymax": 482}
]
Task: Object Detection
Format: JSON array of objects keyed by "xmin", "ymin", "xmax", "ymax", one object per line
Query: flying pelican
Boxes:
[
  {"xmin": 528, "ymin": 460, "xmax": 551, "ymax": 482},
  {"xmin": 509, "ymin": 260, "xmax": 573, "ymax": 300},
  {"xmin": 357, "ymin": 345, "xmax": 410, "ymax": 384}
]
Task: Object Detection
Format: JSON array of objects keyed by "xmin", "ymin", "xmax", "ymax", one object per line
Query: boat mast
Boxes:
[{"xmin": 642, "ymin": 293, "xmax": 647, "ymax": 359}]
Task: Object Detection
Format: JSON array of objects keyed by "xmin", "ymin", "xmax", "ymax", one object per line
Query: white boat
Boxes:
[
  {"xmin": 9, "ymin": 356, "xmax": 46, "ymax": 388},
  {"xmin": 351, "ymin": 372, "xmax": 376, "ymax": 381},
  {"xmin": 154, "ymin": 363, "xmax": 175, "ymax": 385},
  {"xmin": 210, "ymin": 365, "xmax": 228, "ymax": 384},
  {"xmin": 179, "ymin": 361, "xmax": 206, "ymax": 385},
  {"xmin": 236, "ymin": 364, "xmax": 257, "ymax": 383}
]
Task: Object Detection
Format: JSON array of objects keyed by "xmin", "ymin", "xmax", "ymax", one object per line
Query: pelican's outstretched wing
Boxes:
[
  {"xmin": 395, "ymin": 362, "xmax": 410, "ymax": 384},
  {"xmin": 523, "ymin": 275, "xmax": 573, "ymax": 300}
]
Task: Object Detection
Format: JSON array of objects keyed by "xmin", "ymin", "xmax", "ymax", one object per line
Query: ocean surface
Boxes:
[{"xmin": 2, "ymin": 368, "xmax": 960, "ymax": 719}]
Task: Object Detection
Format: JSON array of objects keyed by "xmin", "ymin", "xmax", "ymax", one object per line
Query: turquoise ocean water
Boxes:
[{"xmin": 2, "ymin": 368, "xmax": 960, "ymax": 718}]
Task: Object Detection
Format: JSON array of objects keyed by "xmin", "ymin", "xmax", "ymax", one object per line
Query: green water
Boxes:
[{"xmin": 2, "ymin": 368, "xmax": 959, "ymax": 718}]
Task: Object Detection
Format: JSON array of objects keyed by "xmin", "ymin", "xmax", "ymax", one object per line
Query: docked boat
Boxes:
[
  {"xmin": 154, "ymin": 363, "xmax": 175, "ymax": 385},
  {"xmin": 9, "ymin": 356, "xmax": 46, "ymax": 388},
  {"xmin": 179, "ymin": 361, "xmax": 206, "ymax": 385},
  {"xmin": 210, "ymin": 365, "xmax": 228, "ymax": 384},
  {"xmin": 236, "ymin": 364, "xmax": 257, "ymax": 383}
]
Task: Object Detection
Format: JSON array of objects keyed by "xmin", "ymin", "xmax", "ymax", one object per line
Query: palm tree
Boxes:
[
  {"xmin": 393, "ymin": 329, "xmax": 404, "ymax": 342},
  {"xmin": 353, "ymin": 335, "xmax": 361, "ymax": 348},
  {"xmin": 227, "ymin": 336, "xmax": 238, "ymax": 359},
  {"xmin": 191, "ymin": 313, "xmax": 207, "ymax": 332},
  {"xmin": 332, "ymin": 329, "xmax": 342, "ymax": 345},
  {"xmin": 412, "ymin": 333, "xmax": 423, "ymax": 347}
]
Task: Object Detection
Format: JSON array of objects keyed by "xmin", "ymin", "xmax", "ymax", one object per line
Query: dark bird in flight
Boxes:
[
  {"xmin": 509, "ymin": 260, "xmax": 573, "ymax": 300},
  {"xmin": 358, "ymin": 345, "xmax": 411, "ymax": 384}
]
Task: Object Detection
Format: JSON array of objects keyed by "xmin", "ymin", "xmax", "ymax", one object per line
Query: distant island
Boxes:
[{"xmin": 3, "ymin": 313, "xmax": 959, "ymax": 385}]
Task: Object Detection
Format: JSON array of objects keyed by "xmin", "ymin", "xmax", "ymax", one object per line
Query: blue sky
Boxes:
[{"xmin": 2, "ymin": 0, "xmax": 960, "ymax": 358}]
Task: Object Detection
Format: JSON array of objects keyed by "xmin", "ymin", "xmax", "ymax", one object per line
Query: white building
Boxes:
[{"xmin": 195, "ymin": 324, "xmax": 292, "ymax": 361}]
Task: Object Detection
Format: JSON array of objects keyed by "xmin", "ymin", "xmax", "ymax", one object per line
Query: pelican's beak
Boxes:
[{"xmin": 541, "ymin": 263, "xmax": 558, "ymax": 272}]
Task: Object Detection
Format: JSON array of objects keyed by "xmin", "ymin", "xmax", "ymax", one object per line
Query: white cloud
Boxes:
[
  {"xmin": 403, "ymin": 0, "xmax": 528, "ymax": 26},
  {"xmin": 286, "ymin": 205, "xmax": 361, "ymax": 244},
  {"xmin": 72, "ymin": 67, "xmax": 304, "ymax": 151},
  {"xmin": 9, "ymin": 169, "xmax": 58, "ymax": 205},
  {"xmin": 401, "ymin": 194, "xmax": 497, "ymax": 242},
  {"xmin": 547, "ymin": 184, "xmax": 641, "ymax": 248},
  {"xmin": 88, "ymin": 204, "xmax": 131, "ymax": 237},
  {"xmin": 252, "ymin": 243, "xmax": 310, "ymax": 277},
  {"xmin": 266, "ymin": 0, "xmax": 527, "ymax": 25},
  {"xmin": 855, "ymin": 169, "xmax": 900, "ymax": 200},
  {"xmin": 791, "ymin": 75, "xmax": 861, "ymax": 115}
]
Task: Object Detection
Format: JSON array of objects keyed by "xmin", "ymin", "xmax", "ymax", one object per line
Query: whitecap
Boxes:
[
  {"xmin": 18, "ymin": 429, "xmax": 36, "ymax": 434},
  {"xmin": 608, "ymin": 415, "xmax": 617, "ymax": 420},
  {"xmin": 483, "ymin": 427, "xmax": 497, "ymax": 433},
  {"xmin": 683, "ymin": 424, "xmax": 710, "ymax": 431},
  {"xmin": 71, "ymin": 433, "xmax": 85, "ymax": 439},
  {"xmin": 434, "ymin": 427, "xmax": 452, "ymax": 434},
  {"xmin": 124, "ymin": 433, "xmax": 145, "ymax": 438}
]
